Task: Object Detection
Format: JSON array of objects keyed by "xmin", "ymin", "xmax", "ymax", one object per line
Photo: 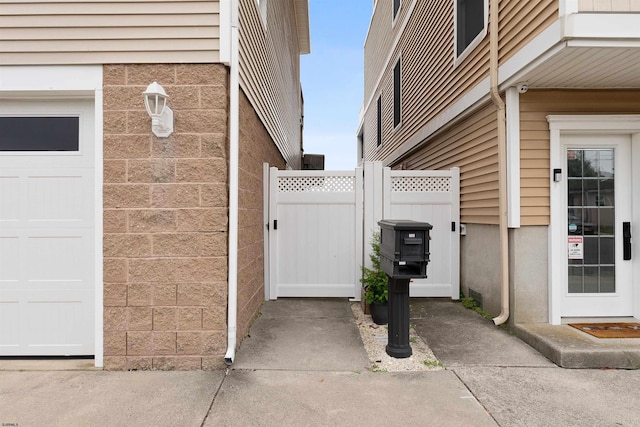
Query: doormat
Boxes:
[{"xmin": 569, "ymin": 323, "xmax": 640, "ymax": 338}]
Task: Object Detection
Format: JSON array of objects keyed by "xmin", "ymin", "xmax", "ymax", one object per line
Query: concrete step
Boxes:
[{"xmin": 514, "ymin": 323, "xmax": 640, "ymax": 369}]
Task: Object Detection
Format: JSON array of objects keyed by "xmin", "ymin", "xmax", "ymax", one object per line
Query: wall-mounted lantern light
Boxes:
[{"xmin": 143, "ymin": 81, "xmax": 173, "ymax": 137}]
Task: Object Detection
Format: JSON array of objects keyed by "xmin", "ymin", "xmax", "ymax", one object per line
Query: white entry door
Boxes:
[
  {"xmin": 560, "ymin": 134, "xmax": 633, "ymax": 317},
  {"xmin": 0, "ymin": 99, "xmax": 95, "ymax": 355}
]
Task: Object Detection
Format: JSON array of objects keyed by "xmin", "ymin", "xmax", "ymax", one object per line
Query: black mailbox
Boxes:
[{"xmin": 378, "ymin": 219, "xmax": 432, "ymax": 279}]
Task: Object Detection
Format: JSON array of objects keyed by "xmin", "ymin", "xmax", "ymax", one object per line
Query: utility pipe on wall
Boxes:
[
  {"xmin": 225, "ymin": 0, "xmax": 240, "ymax": 365},
  {"xmin": 489, "ymin": 0, "xmax": 510, "ymax": 326}
]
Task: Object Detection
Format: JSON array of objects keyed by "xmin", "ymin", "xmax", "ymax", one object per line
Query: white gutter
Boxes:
[
  {"xmin": 490, "ymin": 0, "xmax": 509, "ymax": 326},
  {"xmin": 225, "ymin": 0, "xmax": 240, "ymax": 365}
]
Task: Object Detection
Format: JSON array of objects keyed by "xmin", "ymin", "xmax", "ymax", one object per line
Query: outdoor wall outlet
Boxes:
[{"xmin": 460, "ymin": 223, "xmax": 467, "ymax": 236}]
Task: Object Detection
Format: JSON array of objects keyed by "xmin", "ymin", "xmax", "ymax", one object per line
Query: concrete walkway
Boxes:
[
  {"xmin": 3, "ymin": 298, "xmax": 640, "ymax": 426},
  {"xmin": 412, "ymin": 298, "xmax": 640, "ymax": 427}
]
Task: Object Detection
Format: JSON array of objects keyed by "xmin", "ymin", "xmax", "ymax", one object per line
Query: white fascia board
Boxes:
[
  {"xmin": 219, "ymin": 0, "xmax": 231, "ymax": 65},
  {"xmin": 0, "ymin": 65, "xmax": 102, "ymax": 92},
  {"xmin": 499, "ymin": 20, "xmax": 563, "ymax": 87},
  {"xmin": 564, "ymin": 13, "xmax": 640, "ymax": 40}
]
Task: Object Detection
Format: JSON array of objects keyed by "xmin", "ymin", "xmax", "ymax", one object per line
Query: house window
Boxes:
[
  {"xmin": 455, "ymin": 0, "xmax": 487, "ymax": 59},
  {"xmin": 393, "ymin": 57, "xmax": 401, "ymax": 129},
  {"xmin": 0, "ymin": 117, "xmax": 79, "ymax": 151},
  {"xmin": 393, "ymin": 0, "xmax": 401, "ymax": 20},
  {"xmin": 376, "ymin": 95, "xmax": 382, "ymax": 147}
]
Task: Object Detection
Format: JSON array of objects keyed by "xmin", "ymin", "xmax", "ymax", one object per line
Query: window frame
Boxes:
[
  {"xmin": 393, "ymin": 0, "xmax": 401, "ymax": 23},
  {"xmin": 0, "ymin": 114, "xmax": 81, "ymax": 154},
  {"xmin": 376, "ymin": 94, "xmax": 382, "ymax": 148},
  {"xmin": 453, "ymin": 0, "xmax": 488, "ymax": 66},
  {"xmin": 392, "ymin": 56, "xmax": 402, "ymax": 130}
]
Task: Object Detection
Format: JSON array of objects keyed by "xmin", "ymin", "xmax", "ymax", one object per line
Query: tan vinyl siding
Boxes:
[
  {"xmin": 364, "ymin": 0, "xmax": 413, "ymax": 97},
  {"xmin": 498, "ymin": 0, "xmax": 557, "ymax": 64},
  {"xmin": 238, "ymin": 0, "xmax": 303, "ymax": 169},
  {"xmin": 399, "ymin": 104, "xmax": 500, "ymax": 225},
  {"xmin": 520, "ymin": 89, "xmax": 640, "ymax": 226},
  {"xmin": 578, "ymin": 0, "xmax": 640, "ymax": 11},
  {"xmin": 363, "ymin": 0, "xmax": 490, "ymax": 163},
  {"xmin": 0, "ymin": 0, "xmax": 220, "ymax": 65}
]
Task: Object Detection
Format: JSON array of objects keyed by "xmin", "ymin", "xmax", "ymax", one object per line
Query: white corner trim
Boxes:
[
  {"xmin": 506, "ymin": 87, "xmax": 520, "ymax": 229},
  {"xmin": 559, "ymin": 0, "xmax": 578, "ymax": 16},
  {"xmin": 219, "ymin": 0, "xmax": 231, "ymax": 64}
]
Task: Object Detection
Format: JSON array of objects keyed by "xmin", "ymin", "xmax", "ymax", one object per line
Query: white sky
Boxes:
[{"xmin": 300, "ymin": 1, "xmax": 373, "ymax": 170}]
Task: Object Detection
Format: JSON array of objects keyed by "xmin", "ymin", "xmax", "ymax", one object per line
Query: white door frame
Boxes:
[
  {"xmin": 548, "ymin": 115, "xmax": 640, "ymax": 325},
  {"xmin": 0, "ymin": 65, "xmax": 104, "ymax": 366}
]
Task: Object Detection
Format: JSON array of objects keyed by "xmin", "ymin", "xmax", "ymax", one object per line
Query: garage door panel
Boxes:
[
  {"xmin": 26, "ymin": 170, "xmax": 93, "ymax": 227},
  {"xmin": 0, "ymin": 300, "xmax": 20, "ymax": 351},
  {"xmin": 24, "ymin": 289, "xmax": 94, "ymax": 355},
  {"xmin": 0, "ymin": 175, "xmax": 21, "ymax": 224},
  {"xmin": 0, "ymin": 99, "xmax": 96, "ymax": 356},
  {"xmin": 0, "ymin": 235, "xmax": 22, "ymax": 283},
  {"xmin": 26, "ymin": 231, "xmax": 93, "ymax": 286}
]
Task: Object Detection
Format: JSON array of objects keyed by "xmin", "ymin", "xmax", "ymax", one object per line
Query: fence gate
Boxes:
[{"xmin": 264, "ymin": 162, "xmax": 459, "ymax": 301}]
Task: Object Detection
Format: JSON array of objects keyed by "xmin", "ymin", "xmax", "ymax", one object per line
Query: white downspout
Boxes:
[
  {"xmin": 490, "ymin": 0, "xmax": 510, "ymax": 326},
  {"xmin": 225, "ymin": 0, "xmax": 240, "ymax": 365}
]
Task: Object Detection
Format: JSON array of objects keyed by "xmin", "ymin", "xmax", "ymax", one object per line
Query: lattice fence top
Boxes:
[
  {"xmin": 391, "ymin": 176, "xmax": 451, "ymax": 192},
  {"xmin": 278, "ymin": 175, "xmax": 355, "ymax": 193}
]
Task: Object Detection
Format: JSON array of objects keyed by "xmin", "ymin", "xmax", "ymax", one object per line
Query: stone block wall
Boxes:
[
  {"xmin": 237, "ymin": 90, "xmax": 286, "ymax": 339},
  {"xmin": 102, "ymin": 64, "xmax": 229, "ymax": 370}
]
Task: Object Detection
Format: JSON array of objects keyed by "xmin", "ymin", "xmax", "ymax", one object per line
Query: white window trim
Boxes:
[
  {"xmin": 0, "ymin": 65, "xmax": 104, "ymax": 367},
  {"xmin": 453, "ymin": 0, "xmax": 489, "ymax": 67},
  {"xmin": 547, "ymin": 114, "xmax": 640, "ymax": 325}
]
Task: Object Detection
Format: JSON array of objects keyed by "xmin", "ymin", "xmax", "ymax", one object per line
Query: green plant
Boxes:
[
  {"xmin": 423, "ymin": 359, "xmax": 443, "ymax": 368},
  {"xmin": 360, "ymin": 231, "xmax": 389, "ymax": 304},
  {"xmin": 409, "ymin": 337, "xmax": 418, "ymax": 344}
]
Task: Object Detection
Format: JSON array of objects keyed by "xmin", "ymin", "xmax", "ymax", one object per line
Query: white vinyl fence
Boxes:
[{"xmin": 264, "ymin": 162, "xmax": 460, "ymax": 301}]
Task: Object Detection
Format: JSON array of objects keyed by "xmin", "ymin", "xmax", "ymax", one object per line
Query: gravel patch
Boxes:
[{"xmin": 351, "ymin": 302, "xmax": 443, "ymax": 372}]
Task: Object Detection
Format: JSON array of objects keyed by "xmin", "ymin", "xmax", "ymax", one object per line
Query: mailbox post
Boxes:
[{"xmin": 378, "ymin": 219, "xmax": 432, "ymax": 358}]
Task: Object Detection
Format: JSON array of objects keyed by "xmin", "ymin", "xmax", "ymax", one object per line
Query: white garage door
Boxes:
[{"xmin": 0, "ymin": 99, "xmax": 95, "ymax": 356}]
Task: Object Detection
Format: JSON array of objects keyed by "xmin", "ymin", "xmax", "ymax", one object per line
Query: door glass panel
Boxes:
[
  {"xmin": 567, "ymin": 148, "xmax": 615, "ymax": 293},
  {"xmin": 0, "ymin": 117, "xmax": 79, "ymax": 151}
]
